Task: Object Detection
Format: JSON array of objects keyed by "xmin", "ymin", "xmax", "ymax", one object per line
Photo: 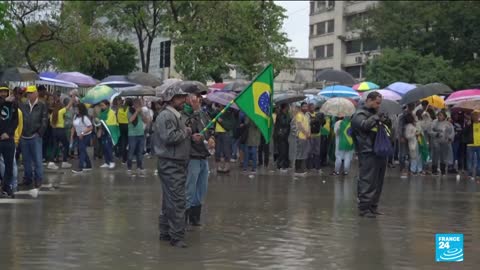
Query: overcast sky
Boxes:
[{"xmin": 276, "ymin": 1, "xmax": 309, "ymax": 58}]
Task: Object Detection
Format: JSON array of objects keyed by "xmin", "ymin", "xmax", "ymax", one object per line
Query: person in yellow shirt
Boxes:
[
  {"xmin": 466, "ymin": 111, "xmax": 480, "ymax": 179},
  {"xmin": 116, "ymin": 98, "xmax": 130, "ymax": 163},
  {"xmin": 47, "ymin": 96, "xmax": 74, "ymax": 170},
  {"xmin": 293, "ymin": 102, "xmax": 310, "ymax": 177}
]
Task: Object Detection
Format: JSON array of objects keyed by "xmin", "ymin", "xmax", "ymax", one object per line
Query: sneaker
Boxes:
[
  {"xmin": 100, "ymin": 163, "xmax": 109, "ymax": 168},
  {"xmin": 61, "ymin": 162, "xmax": 72, "ymax": 169},
  {"xmin": 72, "ymin": 169, "xmax": 84, "ymax": 174},
  {"xmin": 330, "ymin": 171, "xmax": 339, "ymax": 176},
  {"xmin": 108, "ymin": 163, "xmax": 116, "ymax": 169},
  {"xmin": 83, "ymin": 167, "xmax": 93, "ymax": 171},
  {"xmin": 294, "ymin": 172, "xmax": 307, "ymax": 178},
  {"xmin": 400, "ymin": 173, "xmax": 408, "ymax": 179},
  {"xmin": 47, "ymin": 162, "xmax": 59, "ymax": 170}
]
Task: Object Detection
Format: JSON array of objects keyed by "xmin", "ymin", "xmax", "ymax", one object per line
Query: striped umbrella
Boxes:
[
  {"xmin": 319, "ymin": 85, "xmax": 359, "ymax": 98},
  {"xmin": 353, "ymin": 81, "xmax": 380, "ymax": 92},
  {"xmin": 445, "ymin": 89, "xmax": 480, "ymax": 105}
]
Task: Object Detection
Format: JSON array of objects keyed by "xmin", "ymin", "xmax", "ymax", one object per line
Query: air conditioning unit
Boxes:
[
  {"xmin": 355, "ymin": 56, "xmax": 363, "ymax": 64},
  {"xmin": 372, "ymin": 54, "xmax": 380, "ymax": 60}
]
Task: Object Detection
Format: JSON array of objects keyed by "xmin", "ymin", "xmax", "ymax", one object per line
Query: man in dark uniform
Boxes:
[
  {"xmin": 153, "ymin": 85, "xmax": 191, "ymax": 248},
  {"xmin": 351, "ymin": 91, "xmax": 387, "ymax": 218}
]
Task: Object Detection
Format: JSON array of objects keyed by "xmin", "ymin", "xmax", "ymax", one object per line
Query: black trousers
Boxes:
[
  {"xmin": 276, "ymin": 139, "xmax": 289, "ymax": 169},
  {"xmin": 258, "ymin": 142, "xmax": 269, "ymax": 167},
  {"xmin": 320, "ymin": 135, "xmax": 329, "ymax": 166},
  {"xmin": 116, "ymin": 124, "xmax": 129, "ymax": 162},
  {"xmin": 357, "ymin": 152, "xmax": 387, "ymax": 212},
  {"xmin": 0, "ymin": 139, "xmax": 15, "ymax": 194},
  {"xmin": 158, "ymin": 158, "xmax": 187, "ymax": 241}
]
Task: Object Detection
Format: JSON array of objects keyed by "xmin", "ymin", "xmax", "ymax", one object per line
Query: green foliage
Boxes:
[
  {"xmin": 364, "ymin": 1, "xmax": 480, "ymax": 89},
  {"xmin": 166, "ymin": 1, "xmax": 292, "ymax": 82}
]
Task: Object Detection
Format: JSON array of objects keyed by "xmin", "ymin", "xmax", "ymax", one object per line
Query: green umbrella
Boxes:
[{"xmin": 82, "ymin": 85, "xmax": 120, "ymax": 105}]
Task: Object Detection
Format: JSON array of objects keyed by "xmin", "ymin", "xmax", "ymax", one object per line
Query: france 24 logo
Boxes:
[{"xmin": 435, "ymin": 234, "xmax": 463, "ymax": 262}]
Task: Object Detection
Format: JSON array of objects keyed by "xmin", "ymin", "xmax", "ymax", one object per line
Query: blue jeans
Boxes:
[
  {"xmin": 467, "ymin": 146, "xmax": 480, "ymax": 176},
  {"xmin": 21, "ymin": 136, "xmax": 43, "ymax": 185},
  {"xmin": 0, "ymin": 149, "xmax": 18, "ymax": 191},
  {"xmin": 186, "ymin": 159, "xmax": 209, "ymax": 209},
  {"xmin": 242, "ymin": 145, "xmax": 258, "ymax": 171},
  {"xmin": 78, "ymin": 134, "xmax": 92, "ymax": 170},
  {"xmin": 127, "ymin": 135, "xmax": 145, "ymax": 170},
  {"xmin": 101, "ymin": 133, "xmax": 114, "ymax": 164}
]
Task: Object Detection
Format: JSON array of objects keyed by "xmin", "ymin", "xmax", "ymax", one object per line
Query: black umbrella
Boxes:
[
  {"xmin": 400, "ymin": 83, "xmax": 452, "ymax": 105},
  {"xmin": 1, "ymin": 67, "xmax": 39, "ymax": 82},
  {"xmin": 171, "ymin": 80, "xmax": 208, "ymax": 94},
  {"xmin": 127, "ymin": 72, "xmax": 162, "ymax": 87},
  {"xmin": 118, "ymin": 85, "xmax": 155, "ymax": 96},
  {"xmin": 302, "ymin": 88, "xmax": 321, "ymax": 95},
  {"xmin": 379, "ymin": 99, "xmax": 403, "ymax": 115},
  {"xmin": 223, "ymin": 79, "xmax": 250, "ymax": 92},
  {"xmin": 273, "ymin": 93, "xmax": 306, "ymax": 105},
  {"xmin": 316, "ymin": 69, "xmax": 357, "ymax": 85}
]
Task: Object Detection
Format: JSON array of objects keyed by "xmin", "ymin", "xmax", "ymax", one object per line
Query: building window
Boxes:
[
  {"xmin": 316, "ymin": 21, "xmax": 326, "ymax": 35},
  {"xmin": 344, "ymin": 65, "xmax": 363, "ymax": 79},
  {"xmin": 310, "ymin": 1, "xmax": 315, "ymax": 15},
  {"xmin": 310, "ymin": 25, "xmax": 314, "ymax": 36},
  {"xmin": 159, "ymin": 40, "xmax": 171, "ymax": 68},
  {"xmin": 326, "ymin": 0, "xmax": 335, "ymax": 9},
  {"xmin": 362, "ymin": 38, "xmax": 379, "ymax": 51},
  {"xmin": 346, "ymin": 40, "xmax": 362, "ymax": 54},
  {"xmin": 314, "ymin": 43, "xmax": 334, "ymax": 59},
  {"xmin": 327, "ymin": 19, "xmax": 334, "ymax": 33}
]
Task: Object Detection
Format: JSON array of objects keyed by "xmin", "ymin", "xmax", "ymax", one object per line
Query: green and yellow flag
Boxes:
[{"xmin": 234, "ymin": 64, "xmax": 274, "ymax": 143}]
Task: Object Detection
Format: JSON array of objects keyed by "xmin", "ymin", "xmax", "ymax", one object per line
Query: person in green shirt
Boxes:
[{"xmin": 127, "ymin": 98, "xmax": 146, "ymax": 174}]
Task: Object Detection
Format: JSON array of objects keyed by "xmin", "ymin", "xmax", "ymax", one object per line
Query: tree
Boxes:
[
  {"xmin": 363, "ymin": 1, "xmax": 480, "ymax": 88},
  {"xmin": 166, "ymin": 0, "xmax": 292, "ymax": 82},
  {"xmin": 74, "ymin": 38, "xmax": 138, "ymax": 80},
  {"xmin": 365, "ymin": 48, "xmax": 460, "ymax": 88},
  {"xmin": 100, "ymin": 1, "xmax": 166, "ymax": 73},
  {"xmin": 6, "ymin": 0, "xmax": 80, "ymax": 72}
]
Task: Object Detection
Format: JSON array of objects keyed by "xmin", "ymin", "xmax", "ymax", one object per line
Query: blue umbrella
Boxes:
[
  {"xmin": 319, "ymin": 85, "xmax": 359, "ymax": 98},
  {"xmin": 39, "ymin": 71, "xmax": 58, "ymax": 79},
  {"xmin": 386, "ymin": 82, "xmax": 416, "ymax": 96}
]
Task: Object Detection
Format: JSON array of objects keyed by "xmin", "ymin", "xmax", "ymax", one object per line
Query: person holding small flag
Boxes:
[{"xmin": 333, "ymin": 114, "xmax": 354, "ymax": 176}]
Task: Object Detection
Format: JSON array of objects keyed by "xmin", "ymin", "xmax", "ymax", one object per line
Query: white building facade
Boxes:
[{"xmin": 309, "ymin": 0, "xmax": 380, "ymax": 81}]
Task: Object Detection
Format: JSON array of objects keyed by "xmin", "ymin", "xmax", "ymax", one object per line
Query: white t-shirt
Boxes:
[{"xmin": 73, "ymin": 116, "xmax": 93, "ymax": 136}]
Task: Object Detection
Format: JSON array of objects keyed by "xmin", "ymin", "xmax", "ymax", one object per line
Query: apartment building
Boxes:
[{"xmin": 309, "ymin": 0, "xmax": 380, "ymax": 81}]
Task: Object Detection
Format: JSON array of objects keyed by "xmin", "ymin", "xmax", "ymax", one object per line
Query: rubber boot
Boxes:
[
  {"xmin": 432, "ymin": 164, "xmax": 438, "ymax": 175},
  {"xmin": 440, "ymin": 163, "xmax": 446, "ymax": 175},
  {"xmin": 190, "ymin": 205, "xmax": 202, "ymax": 226}
]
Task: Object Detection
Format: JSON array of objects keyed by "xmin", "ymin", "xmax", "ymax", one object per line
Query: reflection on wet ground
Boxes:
[{"xmin": 1, "ymin": 159, "xmax": 479, "ymax": 269}]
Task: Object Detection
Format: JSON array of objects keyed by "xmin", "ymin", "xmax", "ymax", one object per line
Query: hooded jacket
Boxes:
[
  {"xmin": 153, "ymin": 105, "xmax": 191, "ymax": 161},
  {"xmin": 351, "ymin": 105, "xmax": 380, "ymax": 154},
  {"xmin": 182, "ymin": 105, "xmax": 211, "ymax": 159},
  {"xmin": 0, "ymin": 100, "xmax": 18, "ymax": 139}
]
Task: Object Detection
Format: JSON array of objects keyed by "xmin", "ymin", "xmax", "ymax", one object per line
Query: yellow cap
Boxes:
[
  {"xmin": 26, "ymin": 85, "xmax": 37, "ymax": 93},
  {"xmin": 0, "ymin": 86, "xmax": 8, "ymax": 91}
]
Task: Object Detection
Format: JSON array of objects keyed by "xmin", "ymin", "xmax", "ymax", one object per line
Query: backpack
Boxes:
[
  {"xmin": 310, "ymin": 117, "xmax": 321, "ymax": 134},
  {"xmin": 374, "ymin": 124, "xmax": 393, "ymax": 157}
]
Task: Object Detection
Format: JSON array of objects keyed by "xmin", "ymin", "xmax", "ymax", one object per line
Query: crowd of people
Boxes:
[{"xmin": 1, "ymin": 81, "xmax": 480, "ymax": 245}]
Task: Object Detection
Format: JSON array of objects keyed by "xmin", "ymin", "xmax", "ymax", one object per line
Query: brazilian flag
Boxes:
[
  {"xmin": 338, "ymin": 119, "xmax": 354, "ymax": 151},
  {"xmin": 418, "ymin": 133, "xmax": 429, "ymax": 162},
  {"xmin": 234, "ymin": 64, "xmax": 274, "ymax": 143}
]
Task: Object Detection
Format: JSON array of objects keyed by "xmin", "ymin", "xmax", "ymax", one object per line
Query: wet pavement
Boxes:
[{"xmin": 1, "ymin": 158, "xmax": 480, "ymax": 270}]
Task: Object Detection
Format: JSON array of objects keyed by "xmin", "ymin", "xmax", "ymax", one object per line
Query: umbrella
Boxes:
[
  {"xmin": 208, "ymin": 82, "xmax": 226, "ymax": 91},
  {"xmin": 118, "ymin": 85, "xmax": 155, "ymax": 97},
  {"xmin": 316, "ymin": 69, "xmax": 357, "ymax": 85},
  {"xmin": 81, "ymin": 85, "xmax": 120, "ymax": 105},
  {"xmin": 206, "ymin": 90, "xmax": 239, "ymax": 110},
  {"xmin": 36, "ymin": 76, "xmax": 78, "ymax": 88},
  {"xmin": 302, "ymin": 88, "xmax": 321, "ymax": 95},
  {"xmin": 56, "ymin": 72, "xmax": 97, "ymax": 87},
  {"xmin": 453, "ymin": 100, "xmax": 480, "ymax": 111},
  {"xmin": 39, "ymin": 71, "xmax": 58, "ymax": 79},
  {"xmin": 273, "ymin": 93, "xmax": 306, "ymax": 105},
  {"xmin": 421, "ymin": 95, "xmax": 445, "ymax": 109},
  {"xmin": 99, "ymin": 75, "xmax": 136, "ymax": 88},
  {"xmin": 223, "ymin": 79, "xmax": 250, "ymax": 92},
  {"xmin": 400, "ymin": 83, "xmax": 453, "ymax": 105},
  {"xmin": 353, "ymin": 81, "xmax": 380, "ymax": 92},
  {"xmin": 319, "ymin": 85, "xmax": 359, "ymax": 98},
  {"xmin": 305, "ymin": 94, "xmax": 327, "ymax": 107},
  {"xmin": 385, "ymin": 82, "xmax": 416, "ymax": 96},
  {"xmin": 169, "ymin": 80, "xmax": 208, "ymax": 94},
  {"xmin": 379, "ymin": 99, "xmax": 403, "ymax": 115},
  {"xmin": 320, "ymin": 97, "xmax": 356, "ymax": 117},
  {"xmin": 1, "ymin": 67, "xmax": 39, "ymax": 82},
  {"xmin": 445, "ymin": 89, "xmax": 480, "ymax": 105},
  {"xmin": 127, "ymin": 72, "xmax": 162, "ymax": 87},
  {"xmin": 361, "ymin": 89, "xmax": 401, "ymax": 101},
  {"xmin": 155, "ymin": 78, "xmax": 182, "ymax": 97}
]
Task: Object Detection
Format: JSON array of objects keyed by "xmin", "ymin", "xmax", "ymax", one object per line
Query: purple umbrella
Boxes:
[
  {"xmin": 362, "ymin": 89, "xmax": 401, "ymax": 101},
  {"xmin": 39, "ymin": 71, "xmax": 58, "ymax": 79},
  {"xmin": 56, "ymin": 72, "xmax": 98, "ymax": 87},
  {"xmin": 386, "ymin": 82, "xmax": 416, "ymax": 96},
  {"xmin": 206, "ymin": 90, "xmax": 239, "ymax": 110}
]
